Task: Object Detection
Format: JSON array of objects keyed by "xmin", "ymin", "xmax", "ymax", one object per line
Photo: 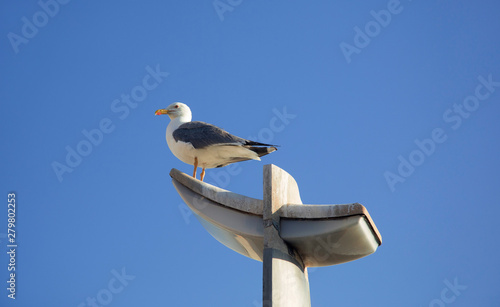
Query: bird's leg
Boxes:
[
  {"xmin": 193, "ymin": 157, "xmax": 198, "ymax": 179},
  {"xmin": 200, "ymin": 168, "xmax": 206, "ymax": 182}
]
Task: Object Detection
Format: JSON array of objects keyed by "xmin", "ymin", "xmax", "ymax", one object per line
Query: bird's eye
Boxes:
[{"xmin": 175, "ymin": 105, "xmax": 179, "ymax": 108}]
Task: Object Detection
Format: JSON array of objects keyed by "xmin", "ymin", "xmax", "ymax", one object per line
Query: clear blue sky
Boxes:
[{"xmin": 1, "ymin": 1, "xmax": 500, "ymax": 306}]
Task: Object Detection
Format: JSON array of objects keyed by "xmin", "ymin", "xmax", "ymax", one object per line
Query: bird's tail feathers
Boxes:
[
  {"xmin": 246, "ymin": 146, "xmax": 278, "ymax": 157},
  {"xmin": 245, "ymin": 140, "xmax": 279, "ymax": 147}
]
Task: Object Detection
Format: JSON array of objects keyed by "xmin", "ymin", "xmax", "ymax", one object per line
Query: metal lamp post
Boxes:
[{"xmin": 170, "ymin": 164, "xmax": 382, "ymax": 306}]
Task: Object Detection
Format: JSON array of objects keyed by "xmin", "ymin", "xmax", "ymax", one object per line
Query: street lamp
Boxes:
[{"xmin": 171, "ymin": 164, "xmax": 382, "ymax": 306}]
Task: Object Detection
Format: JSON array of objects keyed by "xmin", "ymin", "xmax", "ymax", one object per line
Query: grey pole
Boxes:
[{"xmin": 263, "ymin": 164, "xmax": 310, "ymax": 306}]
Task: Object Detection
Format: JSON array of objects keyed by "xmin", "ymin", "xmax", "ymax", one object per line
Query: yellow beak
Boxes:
[{"xmin": 155, "ymin": 109, "xmax": 170, "ymax": 115}]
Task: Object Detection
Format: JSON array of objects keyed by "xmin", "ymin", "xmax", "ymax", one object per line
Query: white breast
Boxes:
[{"xmin": 166, "ymin": 119, "xmax": 196, "ymax": 166}]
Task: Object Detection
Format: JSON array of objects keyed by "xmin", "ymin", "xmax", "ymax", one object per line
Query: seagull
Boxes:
[{"xmin": 155, "ymin": 103, "xmax": 278, "ymax": 181}]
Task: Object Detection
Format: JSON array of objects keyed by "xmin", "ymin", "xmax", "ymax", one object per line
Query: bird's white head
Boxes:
[{"xmin": 155, "ymin": 102, "xmax": 192, "ymax": 121}]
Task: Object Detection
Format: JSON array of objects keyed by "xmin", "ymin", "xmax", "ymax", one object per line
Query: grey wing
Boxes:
[{"xmin": 172, "ymin": 121, "xmax": 247, "ymax": 149}]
